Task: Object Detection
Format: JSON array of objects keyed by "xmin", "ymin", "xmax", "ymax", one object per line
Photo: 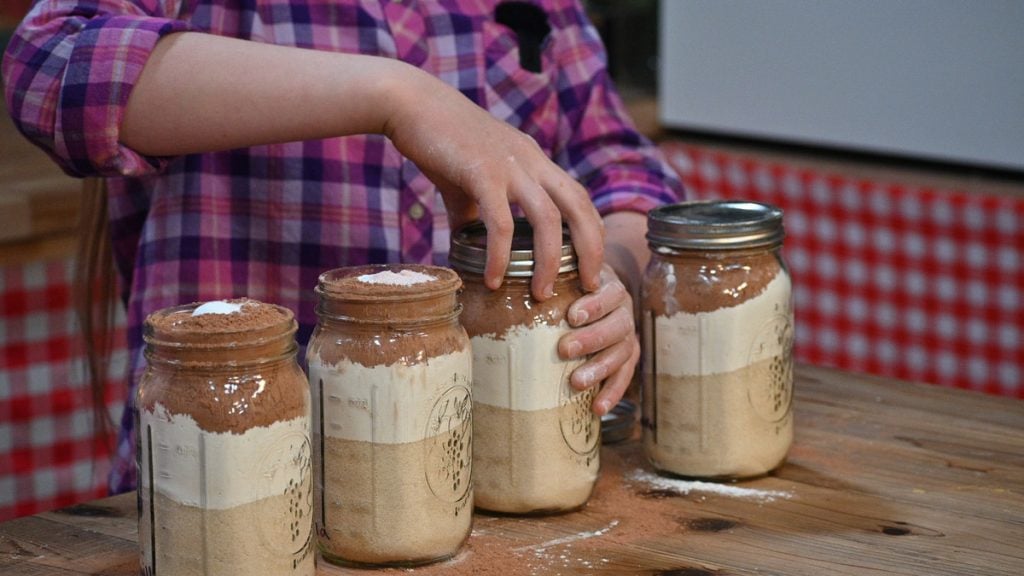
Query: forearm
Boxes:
[
  {"xmin": 121, "ymin": 32, "xmax": 423, "ymax": 155},
  {"xmin": 601, "ymin": 211, "xmax": 650, "ymax": 299}
]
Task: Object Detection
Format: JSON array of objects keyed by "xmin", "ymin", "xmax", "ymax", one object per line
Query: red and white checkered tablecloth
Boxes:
[
  {"xmin": 661, "ymin": 142, "xmax": 1023, "ymax": 398},
  {"xmin": 0, "ymin": 257, "xmax": 127, "ymax": 521}
]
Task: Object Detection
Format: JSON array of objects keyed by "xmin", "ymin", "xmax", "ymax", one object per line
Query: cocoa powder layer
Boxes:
[
  {"xmin": 140, "ymin": 300, "xmax": 308, "ymax": 434},
  {"xmin": 643, "ymin": 250, "xmax": 783, "ymax": 316},
  {"xmin": 458, "ymin": 273, "xmax": 582, "ymax": 339},
  {"xmin": 147, "ymin": 298, "xmax": 289, "ymax": 334},
  {"xmin": 311, "ymin": 265, "xmax": 468, "ymax": 367},
  {"xmin": 308, "ymin": 317, "xmax": 468, "ymax": 369},
  {"xmin": 317, "ymin": 264, "xmax": 461, "ymax": 320}
]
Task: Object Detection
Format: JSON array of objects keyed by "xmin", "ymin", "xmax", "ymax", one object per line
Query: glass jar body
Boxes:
[
  {"xmin": 641, "ymin": 246, "xmax": 794, "ymax": 478},
  {"xmin": 458, "ymin": 272, "xmax": 600, "ymax": 514},
  {"xmin": 136, "ymin": 302, "xmax": 313, "ymax": 576},
  {"xmin": 306, "ymin": 266, "xmax": 473, "ymax": 567}
]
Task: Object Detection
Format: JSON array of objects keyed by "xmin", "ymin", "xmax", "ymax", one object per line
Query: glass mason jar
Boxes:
[
  {"xmin": 449, "ymin": 219, "xmax": 600, "ymax": 515},
  {"xmin": 137, "ymin": 299, "xmax": 313, "ymax": 576},
  {"xmin": 306, "ymin": 264, "xmax": 473, "ymax": 567},
  {"xmin": 641, "ymin": 201, "xmax": 795, "ymax": 479}
]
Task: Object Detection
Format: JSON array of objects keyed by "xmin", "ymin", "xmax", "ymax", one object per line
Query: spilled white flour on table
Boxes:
[
  {"xmin": 515, "ymin": 519, "xmax": 620, "ymax": 552},
  {"xmin": 629, "ymin": 469, "xmax": 793, "ymax": 502},
  {"xmin": 514, "ymin": 520, "xmax": 620, "ymax": 576}
]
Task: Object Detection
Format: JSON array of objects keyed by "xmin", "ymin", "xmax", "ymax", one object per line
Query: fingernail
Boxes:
[
  {"xmin": 596, "ymin": 400, "xmax": 611, "ymax": 415},
  {"xmin": 570, "ymin": 308, "xmax": 588, "ymax": 326},
  {"xmin": 567, "ymin": 341, "xmax": 582, "ymax": 359},
  {"xmin": 543, "ymin": 284, "xmax": 554, "ymax": 299}
]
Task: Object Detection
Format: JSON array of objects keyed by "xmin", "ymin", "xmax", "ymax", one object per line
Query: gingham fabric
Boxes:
[
  {"xmin": 662, "ymin": 142, "xmax": 1023, "ymax": 398},
  {"xmin": 3, "ymin": 0, "xmax": 683, "ymax": 495},
  {"xmin": 0, "ymin": 257, "xmax": 127, "ymax": 521}
]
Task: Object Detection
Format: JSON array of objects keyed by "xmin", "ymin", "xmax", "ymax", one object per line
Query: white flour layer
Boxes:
[
  {"xmin": 652, "ymin": 271, "xmax": 792, "ymax": 376},
  {"xmin": 470, "ymin": 322, "xmax": 583, "ymax": 411},
  {"xmin": 308, "ymin": 349, "xmax": 472, "ymax": 444},
  {"xmin": 139, "ymin": 405, "xmax": 311, "ymax": 509}
]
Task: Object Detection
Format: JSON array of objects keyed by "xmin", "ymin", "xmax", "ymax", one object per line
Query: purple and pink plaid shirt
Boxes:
[{"xmin": 3, "ymin": 0, "xmax": 682, "ymax": 494}]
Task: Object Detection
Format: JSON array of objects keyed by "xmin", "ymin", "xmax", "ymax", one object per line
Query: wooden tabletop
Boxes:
[{"xmin": 2, "ymin": 365, "xmax": 1022, "ymax": 575}]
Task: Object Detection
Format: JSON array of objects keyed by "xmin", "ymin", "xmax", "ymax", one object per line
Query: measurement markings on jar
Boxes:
[
  {"xmin": 650, "ymin": 310, "xmax": 658, "ymax": 444},
  {"xmin": 319, "ymin": 377, "xmax": 326, "ymax": 531},
  {"xmin": 200, "ymin": 432, "xmax": 210, "ymax": 575},
  {"xmin": 147, "ymin": 425, "xmax": 156, "ymax": 575}
]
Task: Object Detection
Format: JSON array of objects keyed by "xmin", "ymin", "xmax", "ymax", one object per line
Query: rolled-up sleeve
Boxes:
[
  {"xmin": 551, "ymin": 2, "xmax": 683, "ymax": 216},
  {"xmin": 2, "ymin": 1, "xmax": 190, "ymax": 177}
]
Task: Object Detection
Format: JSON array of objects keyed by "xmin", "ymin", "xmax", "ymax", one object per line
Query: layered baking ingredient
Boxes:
[
  {"xmin": 138, "ymin": 299, "xmax": 313, "ymax": 576},
  {"xmin": 643, "ymin": 256, "xmax": 794, "ymax": 478},
  {"xmin": 309, "ymin": 349, "xmax": 473, "ymax": 565},
  {"xmin": 469, "ymin": 321, "xmax": 599, "ymax": 514},
  {"xmin": 138, "ymin": 409, "xmax": 313, "ymax": 575},
  {"xmin": 308, "ymin": 265, "xmax": 472, "ymax": 566}
]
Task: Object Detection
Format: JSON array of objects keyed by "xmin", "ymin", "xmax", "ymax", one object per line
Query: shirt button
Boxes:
[{"xmin": 408, "ymin": 202, "xmax": 426, "ymax": 220}]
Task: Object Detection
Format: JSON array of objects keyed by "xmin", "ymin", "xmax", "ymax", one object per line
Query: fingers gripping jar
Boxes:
[
  {"xmin": 137, "ymin": 299, "xmax": 313, "ymax": 576},
  {"xmin": 306, "ymin": 265, "xmax": 473, "ymax": 566},
  {"xmin": 641, "ymin": 201, "xmax": 794, "ymax": 479},
  {"xmin": 450, "ymin": 219, "xmax": 600, "ymax": 515}
]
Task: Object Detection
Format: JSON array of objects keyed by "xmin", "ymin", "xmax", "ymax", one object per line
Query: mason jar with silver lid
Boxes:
[
  {"xmin": 641, "ymin": 201, "xmax": 794, "ymax": 479},
  {"xmin": 450, "ymin": 219, "xmax": 600, "ymax": 514}
]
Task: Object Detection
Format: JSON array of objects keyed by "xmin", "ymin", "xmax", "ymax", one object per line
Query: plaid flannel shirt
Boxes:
[{"xmin": 3, "ymin": 0, "xmax": 683, "ymax": 494}]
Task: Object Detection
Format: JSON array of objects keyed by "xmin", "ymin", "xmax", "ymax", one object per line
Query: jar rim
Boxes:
[
  {"xmin": 143, "ymin": 300, "xmax": 297, "ymax": 351},
  {"xmin": 316, "ymin": 264, "xmax": 461, "ymax": 302},
  {"xmin": 647, "ymin": 200, "xmax": 785, "ymax": 250},
  {"xmin": 449, "ymin": 218, "xmax": 578, "ymax": 277}
]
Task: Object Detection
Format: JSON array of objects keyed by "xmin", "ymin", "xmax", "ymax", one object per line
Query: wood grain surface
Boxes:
[{"xmin": 1, "ymin": 365, "xmax": 1022, "ymax": 575}]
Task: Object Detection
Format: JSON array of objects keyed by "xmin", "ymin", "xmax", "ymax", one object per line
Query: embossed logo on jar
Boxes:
[
  {"xmin": 747, "ymin": 306, "xmax": 794, "ymax": 423},
  {"xmin": 254, "ymin": 430, "xmax": 313, "ymax": 557},
  {"xmin": 424, "ymin": 379, "xmax": 473, "ymax": 508},
  {"xmin": 558, "ymin": 360, "xmax": 600, "ymax": 457}
]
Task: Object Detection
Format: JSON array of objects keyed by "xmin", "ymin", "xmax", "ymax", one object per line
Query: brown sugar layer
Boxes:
[
  {"xmin": 141, "ymin": 491, "xmax": 314, "ymax": 576},
  {"xmin": 318, "ymin": 434, "xmax": 472, "ymax": 566},
  {"xmin": 644, "ymin": 251, "xmax": 783, "ymax": 316},
  {"xmin": 472, "ymin": 401, "xmax": 598, "ymax": 514}
]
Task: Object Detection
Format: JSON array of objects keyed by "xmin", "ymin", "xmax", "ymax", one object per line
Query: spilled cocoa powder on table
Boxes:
[{"xmin": 354, "ymin": 444, "xmax": 691, "ymax": 576}]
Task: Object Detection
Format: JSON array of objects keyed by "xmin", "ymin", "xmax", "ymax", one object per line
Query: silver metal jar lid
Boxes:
[
  {"xmin": 449, "ymin": 218, "xmax": 578, "ymax": 277},
  {"xmin": 647, "ymin": 200, "xmax": 785, "ymax": 250}
]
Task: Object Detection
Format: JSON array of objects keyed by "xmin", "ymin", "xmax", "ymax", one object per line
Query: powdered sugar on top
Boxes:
[
  {"xmin": 192, "ymin": 300, "xmax": 244, "ymax": 316},
  {"xmin": 629, "ymin": 469, "xmax": 793, "ymax": 502},
  {"xmin": 357, "ymin": 269, "xmax": 437, "ymax": 285}
]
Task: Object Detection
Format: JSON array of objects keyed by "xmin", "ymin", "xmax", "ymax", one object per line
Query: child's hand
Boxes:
[
  {"xmin": 558, "ymin": 264, "xmax": 639, "ymax": 416},
  {"xmin": 382, "ymin": 68, "xmax": 604, "ymax": 301}
]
